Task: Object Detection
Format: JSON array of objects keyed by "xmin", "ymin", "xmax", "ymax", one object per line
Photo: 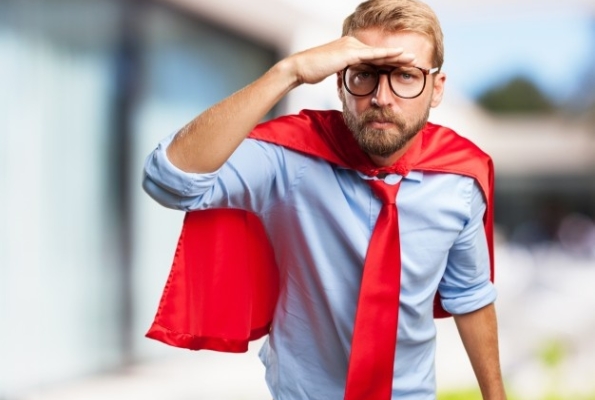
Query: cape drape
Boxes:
[{"xmin": 146, "ymin": 109, "xmax": 495, "ymax": 352}]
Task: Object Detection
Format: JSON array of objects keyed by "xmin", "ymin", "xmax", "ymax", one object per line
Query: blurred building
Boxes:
[
  {"xmin": 1, "ymin": 0, "xmax": 279, "ymax": 396},
  {"xmin": 431, "ymin": 97, "xmax": 595, "ymax": 250},
  {"xmin": 1, "ymin": 0, "xmax": 594, "ymax": 398}
]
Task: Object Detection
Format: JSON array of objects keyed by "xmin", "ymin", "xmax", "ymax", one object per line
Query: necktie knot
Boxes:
[{"xmin": 368, "ymin": 179, "xmax": 400, "ymax": 205}]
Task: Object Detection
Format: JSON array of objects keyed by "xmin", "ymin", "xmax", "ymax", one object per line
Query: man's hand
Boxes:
[
  {"xmin": 284, "ymin": 36, "xmax": 417, "ymax": 86},
  {"xmin": 166, "ymin": 36, "xmax": 416, "ymax": 174}
]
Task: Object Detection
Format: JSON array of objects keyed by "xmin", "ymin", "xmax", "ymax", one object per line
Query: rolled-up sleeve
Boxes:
[
  {"xmin": 142, "ymin": 132, "xmax": 220, "ymax": 210},
  {"xmin": 142, "ymin": 131, "xmax": 294, "ymax": 214},
  {"xmin": 438, "ymin": 181, "xmax": 497, "ymax": 315}
]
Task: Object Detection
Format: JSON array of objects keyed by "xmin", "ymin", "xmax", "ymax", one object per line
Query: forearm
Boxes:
[
  {"xmin": 453, "ymin": 303, "xmax": 507, "ymax": 400},
  {"xmin": 165, "ymin": 36, "xmax": 415, "ymax": 174},
  {"xmin": 167, "ymin": 59, "xmax": 299, "ymax": 173}
]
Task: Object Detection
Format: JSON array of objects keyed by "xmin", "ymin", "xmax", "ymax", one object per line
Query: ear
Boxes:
[{"xmin": 430, "ymin": 72, "xmax": 446, "ymax": 108}]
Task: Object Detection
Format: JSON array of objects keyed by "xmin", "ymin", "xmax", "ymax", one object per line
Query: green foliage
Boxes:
[
  {"xmin": 538, "ymin": 338, "xmax": 567, "ymax": 369},
  {"xmin": 438, "ymin": 388, "xmax": 483, "ymax": 400},
  {"xmin": 438, "ymin": 388, "xmax": 522, "ymax": 400},
  {"xmin": 438, "ymin": 388, "xmax": 595, "ymax": 400},
  {"xmin": 438, "ymin": 338, "xmax": 595, "ymax": 400},
  {"xmin": 477, "ymin": 76, "xmax": 555, "ymax": 114}
]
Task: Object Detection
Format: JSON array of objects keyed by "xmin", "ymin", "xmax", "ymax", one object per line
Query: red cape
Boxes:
[{"xmin": 146, "ymin": 110, "xmax": 495, "ymax": 352}]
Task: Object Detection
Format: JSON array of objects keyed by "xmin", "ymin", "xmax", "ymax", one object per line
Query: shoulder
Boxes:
[
  {"xmin": 418, "ymin": 122, "xmax": 492, "ymax": 170},
  {"xmin": 417, "ymin": 122, "xmax": 494, "ymax": 200},
  {"xmin": 251, "ymin": 110, "xmax": 342, "ymax": 139},
  {"xmin": 422, "ymin": 122, "xmax": 490, "ymax": 160},
  {"xmin": 249, "ymin": 110, "xmax": 356, "ymax": 168}
]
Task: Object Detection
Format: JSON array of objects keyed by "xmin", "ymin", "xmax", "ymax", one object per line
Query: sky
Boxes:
[
  {"xmin": 187, "ymin": 0, "xmax": 595, "ymax": 107},
  {"xmin": 299, "ymin": 0, "xmax": 595, "ymax": 105},
  {"xmin": 436, "ymin": 7, "xmax": 595, "ymax": 104}
]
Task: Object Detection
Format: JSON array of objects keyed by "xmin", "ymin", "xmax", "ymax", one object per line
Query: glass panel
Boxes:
[
  {"xmin": 129, "ymin": 3, "xmax": 277, "ymax": 357},
  {"xmin": 0, "ymin": 0, "xmax": 122, "ymax": 395},
  {"xmin": 0, "ymin": 0, "xmax": 278, "ymax": 396}
]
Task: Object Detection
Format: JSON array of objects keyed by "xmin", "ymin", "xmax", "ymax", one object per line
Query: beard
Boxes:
[{"xmin": 341, "ymin": 95, "xmax": 430, "ymax": 158}]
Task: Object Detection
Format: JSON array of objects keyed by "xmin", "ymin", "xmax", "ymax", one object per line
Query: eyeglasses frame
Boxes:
[{"xmin": 342, "ymin": 64, "xmax": 440, "ymax": 99}]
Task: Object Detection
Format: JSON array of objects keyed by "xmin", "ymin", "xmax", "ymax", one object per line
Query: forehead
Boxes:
[{"xmin": 353, "ymin": 28, "xmax": 434, "ymax": 67}]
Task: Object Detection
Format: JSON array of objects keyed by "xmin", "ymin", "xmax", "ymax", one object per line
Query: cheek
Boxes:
[
  {"xmin": 344, "ymin": 96, "xmax": 367, "ymax": 116},
  {"xmin": 403, "ymin": 95, "xmax": 432, "ymax": 115}
]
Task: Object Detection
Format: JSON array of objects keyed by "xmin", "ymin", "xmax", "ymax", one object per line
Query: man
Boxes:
[{"xmin": 143, "ymin": 0, "xmax": 507, "ymax": 398}]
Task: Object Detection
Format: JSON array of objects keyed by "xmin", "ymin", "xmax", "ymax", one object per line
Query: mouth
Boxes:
[{"xmin": 367, "ymin": 120, "xmax": 394, "ymax": 129}]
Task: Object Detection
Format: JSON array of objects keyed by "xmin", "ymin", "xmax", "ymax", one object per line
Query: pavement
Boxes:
[{"xmin": 16, "ymin": 245, "xmax": 595, "ymax": 400}]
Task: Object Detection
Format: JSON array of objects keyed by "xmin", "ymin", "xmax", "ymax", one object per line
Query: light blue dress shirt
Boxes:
[{"xmin": 143, "ymin": 130, "xmax": 497, "ymax": 400}]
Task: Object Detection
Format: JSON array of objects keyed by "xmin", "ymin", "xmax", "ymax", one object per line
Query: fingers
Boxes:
[
  {"xmin": 361, "ymin": 49, "xmax": 417, "ymax": 66},
  {"xmin": 347, "ymin": 39, "xmax": 417, "ymax": 67},
  {"xmin": 288, "ymin": 37, "xmax": 418, "ymax": 86}
]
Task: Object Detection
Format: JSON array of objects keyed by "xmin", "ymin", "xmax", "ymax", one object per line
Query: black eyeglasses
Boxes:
[{"xmin": 342, "ymin": 64, "xmax": 439, "ymax": 99}]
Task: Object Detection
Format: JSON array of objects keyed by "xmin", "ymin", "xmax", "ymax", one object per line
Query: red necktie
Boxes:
[{"xmin": 344, "ymin": 179, "xmax": 402, "ymax": 400}]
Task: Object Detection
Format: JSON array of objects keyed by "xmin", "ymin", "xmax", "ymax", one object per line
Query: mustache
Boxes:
[
  {"xmin": 360, "ymin": 107, "xmax": 401, "ymax": 123},
  {"xmin": 359, "ymin": 107, "xmax": 402, "ymax": 125}
]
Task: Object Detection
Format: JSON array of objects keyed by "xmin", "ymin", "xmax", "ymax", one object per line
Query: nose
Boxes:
[{"xmin": 372, "ymin": 74, "xmax": 393, "ymax": 106}]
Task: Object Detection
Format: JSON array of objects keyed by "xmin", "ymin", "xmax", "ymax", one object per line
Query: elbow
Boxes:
[{"xmin": 141, "ymin": 173, "xmax": 182, "ymax": 210}]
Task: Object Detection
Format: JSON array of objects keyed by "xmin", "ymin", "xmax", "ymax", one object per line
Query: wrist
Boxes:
[{"xmin": 269, "ymin": 57, "xmax": 302, "ymax": 92}]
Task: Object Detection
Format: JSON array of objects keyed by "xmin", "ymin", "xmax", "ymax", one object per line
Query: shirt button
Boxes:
[{"xmin": 384, "ymin": 174, "xmax": 402, "ymax": 185}]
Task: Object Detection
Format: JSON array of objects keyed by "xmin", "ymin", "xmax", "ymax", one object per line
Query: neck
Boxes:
[{"xmin": 368, "ymin": 138, "xmax": 416, "ymax": 167}]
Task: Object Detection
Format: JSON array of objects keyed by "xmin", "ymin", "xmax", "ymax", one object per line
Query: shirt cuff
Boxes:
[
  {"xmin": 143, "ymin": 131, "xmax": 221, "ymax": 197},
  {"xmin": 440, "ymin": 281, "xmax": 498, "ymax": 315}
]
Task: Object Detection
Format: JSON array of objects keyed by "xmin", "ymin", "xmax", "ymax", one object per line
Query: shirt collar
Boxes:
[{"xmin": 354, "ymin": 169, "xmax": 423, "ymax": 183}]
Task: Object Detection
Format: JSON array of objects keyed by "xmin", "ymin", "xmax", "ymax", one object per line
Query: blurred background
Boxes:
[{"xmin": 1, "ymin": 0, "xmax": 594, "ymax": 399}]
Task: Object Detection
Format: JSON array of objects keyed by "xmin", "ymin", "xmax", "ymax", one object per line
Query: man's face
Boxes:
[{"xmin": 338, "ymin": 28, "xmax": 445, "ymax": 166}]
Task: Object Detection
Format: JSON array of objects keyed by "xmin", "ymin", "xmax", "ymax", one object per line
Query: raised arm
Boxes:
[
  {"xmin": 453, "ymin": 303, "xmax": 507, "ymax": 400},
  {"xmin": 165, "ymin": 36, "xmax": 417, "ymax": 173}
]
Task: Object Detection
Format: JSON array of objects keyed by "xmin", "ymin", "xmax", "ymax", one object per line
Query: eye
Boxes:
[
  {"xmin": 399, "ymin": 72, "xmax": 414, "ymax": 80},
  {"xmin": 392, "ymin": 68, "xmax": 423, "ymax": 85},
  {"xmin": 353, "ymin": 69, "xmax": 376, "ymax": 83},
  {"xmin": 345, "ymin": 65, "xmax": 380, "ymax": 94}
]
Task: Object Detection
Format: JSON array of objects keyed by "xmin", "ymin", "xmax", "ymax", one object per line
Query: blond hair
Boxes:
[{"xmin": 342, "ymin": 0, "xmax": 444, "ymax": 69}]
